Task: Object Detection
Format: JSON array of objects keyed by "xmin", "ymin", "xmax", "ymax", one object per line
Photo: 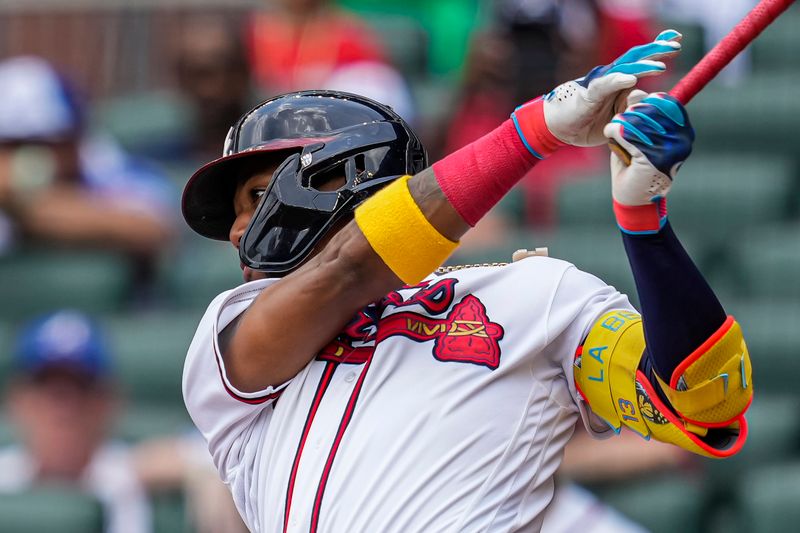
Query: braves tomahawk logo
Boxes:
[{"xmin": 318, "ymin": 279, "xmax": 505, "ymax": 369}]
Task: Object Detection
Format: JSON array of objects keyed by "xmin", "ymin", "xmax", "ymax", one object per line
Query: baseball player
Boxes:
[{"xmin": 182, "ymin": 30, "xmax": 751, "ymax": 532}]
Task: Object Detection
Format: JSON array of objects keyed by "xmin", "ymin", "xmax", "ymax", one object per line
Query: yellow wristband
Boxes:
[{"xmin": 355, "ymin": 175, "xmax": 459, "ymax": 284}]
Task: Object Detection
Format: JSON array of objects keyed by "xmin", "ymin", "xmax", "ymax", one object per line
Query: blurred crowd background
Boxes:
[{"xmin": 0, "ymin": 0, "xmax": 798, "ymax": 532}]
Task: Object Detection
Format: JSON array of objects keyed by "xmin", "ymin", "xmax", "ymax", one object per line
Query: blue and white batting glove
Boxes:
[
  {"xmin": 603, "ymin": 91, "xmax": 695, "ymax": 234},
  {"xmin": 512, "ymin": 29, "xmax": 683, "ymax": 157}
]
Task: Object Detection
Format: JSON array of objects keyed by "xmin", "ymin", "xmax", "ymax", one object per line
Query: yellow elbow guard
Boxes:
[
  {"xmin": 574, "ymin": 311, "xmax": 752, "ymax": 458},
  {"xmin": 354, "ymin": 175, "xmax": 459, "ymax": 285}
]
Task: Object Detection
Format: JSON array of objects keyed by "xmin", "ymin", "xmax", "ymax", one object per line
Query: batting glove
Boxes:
[
  {"xmin": 603, "ymin": 92, "xmax": 695, "ymax": 234},
  {"xmin": 511, "ymin": 29, "xmax": 682, "ymax": 158}
]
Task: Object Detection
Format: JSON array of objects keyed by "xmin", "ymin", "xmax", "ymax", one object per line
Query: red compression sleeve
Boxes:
[{"xmin": 432, "ymin": 100, "xmax": 563, "ymax": 226}]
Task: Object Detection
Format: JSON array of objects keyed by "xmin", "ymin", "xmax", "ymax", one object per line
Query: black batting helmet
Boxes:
[{"xmin": 182, "ymin": 90, "xmax": 427, "ymax": 275}]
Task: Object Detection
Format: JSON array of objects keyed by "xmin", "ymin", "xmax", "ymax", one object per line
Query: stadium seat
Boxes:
[
  {"xmin": 555, "ymin": 173, "xmax": 615, "ymax": 228},
  {"xmin": 114, "ymin": 404, "xmax": 193, "ymax": 443},
  {"xmin": 690, "ymin": 72, "xmax": 800, "ymax": 154},
  {"xmin": 0, "ymin": 249, "xmax": 131, "ymax": 321},
  {"xmin": 151, "ymin": 489, "xmax": 189, "ymax": 533},
  {"xmin": 739, "ymin": 461, "xmax": 800, "ymax": 533},
  {"xmin": 410, "ymin": 77, "xmax": 458, "ymax": 132},
  {"xmin": 92, "ymin": 91, "xmax": 193, "ymax": 160},
  {"xmin": 534, "ymin": 225, "xmax": 710, "ymax": 304},
  {"xmin": 722, "ymin": 299, "xmax": 800, "ymax": 394},
  {"xmin": 557, "ymin": 154, "xmax": 796, "ymax": 241},
  {"xmin": 448, "ymin": 230, "xmax": 533, "ymax": 266},
  {"xmin": 667, "ymin": 154, "xmax": 796, "ymax": 237},
  {"xmin": 542, "ymin": 226, "xmax": 638, "ymax": 299},
  {"xmin": 0, "ymin": 488, "xmax": 103, "ymax": 533},
  {"xmin": 105, "ymin": 310, "xmax": 203, "ymax": 410},
  {"xmin": 590, "ymin": 474, "xmax": 706, "ymax": 533},
  {"xmin": 0, "ymin": 320, "xmax": 14, "ymax": 390},
  {"xmin": 751, "ymin": 5, "xmax": 800, "ymax": 74},
  {"xmin": 729, "ymin": 224, "xmax": 800, "ymax": 299},
  {"xmin": 706, "ymin": 394, "xmax": 800, "ymax": 496},
  {"xmin": 167, "ymin": 239, "xmax": 243, "ymax": 310},
  {"xmin": 159, "ymin": 159, "xmax": 204, "ymax": 191},
  {"xmin": 666, "ymin": 22, "xmax": 706, "ymax": 73}
]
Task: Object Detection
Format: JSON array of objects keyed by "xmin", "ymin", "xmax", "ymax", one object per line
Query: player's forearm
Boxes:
[
  {"xmin": 604, "ymin": 94, "xmax": 728, "ymax": 380},
  {"xmin": 407, "ymin": 167, "xmax": 470, "ymax": 240},
  {"xmin": 224, "ymin": 219, "xmax": 400, "ymax": 390},
  {"xmin": 623, "ymin": 222, "xmax": 726, "ymax": 380}
]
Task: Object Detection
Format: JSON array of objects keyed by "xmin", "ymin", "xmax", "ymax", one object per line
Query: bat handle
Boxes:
[{"xmin": 608, "ymin": 139, "xmax": 633, "ymax": 167}]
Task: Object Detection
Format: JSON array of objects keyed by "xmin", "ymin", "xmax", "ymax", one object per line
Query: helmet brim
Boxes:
[{"xmin": 182, "ymin": 139, "xmax": 324, "ymax": 241}]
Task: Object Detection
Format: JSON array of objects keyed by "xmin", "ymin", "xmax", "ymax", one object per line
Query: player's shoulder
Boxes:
[{"xmin": 188, "ymin": 278, "xmax": 279, "ymax": 356}]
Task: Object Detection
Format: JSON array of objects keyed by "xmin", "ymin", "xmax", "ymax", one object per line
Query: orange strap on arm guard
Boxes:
[{"xmin": 574, "ymin": 311, "xmax": 752, "ymax": 458}]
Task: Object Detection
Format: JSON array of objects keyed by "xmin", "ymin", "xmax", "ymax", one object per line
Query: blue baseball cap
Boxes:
[
  {"xmin": 13, "ymin": 310, "xmax": 111, "ymax": 380},
  {"xmin": 0, "ymin": 56, "xmax": 83, "ymax": 143}
]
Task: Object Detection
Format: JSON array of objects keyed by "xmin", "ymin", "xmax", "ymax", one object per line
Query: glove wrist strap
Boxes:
[
  {"xmin": 613, "ymin": 198, "xmax": 668, "ymax": 235},
  {"xmin": 511, "ymin": 98, "xmax": 566, "ymax": 159}
]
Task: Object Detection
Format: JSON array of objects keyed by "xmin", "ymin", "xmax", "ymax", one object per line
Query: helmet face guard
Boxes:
[
  {"xmin": 182, "ymin": 91, "xmax": 426, "ymax": 276},
  {"xmin": 240, "ymin": 124, "xmax": 403, "ymax": 272}
]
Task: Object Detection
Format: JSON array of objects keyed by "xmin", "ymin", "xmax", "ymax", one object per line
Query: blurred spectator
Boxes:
[
  {"xmin": 248, "ymin": 0, "xmax": 415, "ymax": 122},
  {"xmin": 558, "ymin": 426, "xmax": 687, "ymax": 485},
  {"xmin": 659, "ymin": 0, "xmax": 757, "ymax": 85},
  {"xmin": 594, "ymin": 0, "xmax": 655, "ymax": 64},
  {"xmin": 337, "ymin": 0, "xmax": 484, "ymax": 77},
  {"xmin": 0, "ymin": 57, "xmax": 175, "ymax": 260},
  {"xmin": 0, "ymin": 310, "xmax": 150, "ymax": 533},
  {"xmin": 174, "ymin": 16, "xmax": 256, "ymax": 164},
  {"xmin": 543, "ymin": 483, "xmax": 648, "ymax": 532},
  {"xmin": 134, "ymin": 435, "xmax": 248, "ymax": 533},
  {"xmin": 541, "ymin": 425, "xmax": 689, "ymax": 532},
  {"xmin": 444, "ymin": 0, "xmax": 655, "ymax": 228}
]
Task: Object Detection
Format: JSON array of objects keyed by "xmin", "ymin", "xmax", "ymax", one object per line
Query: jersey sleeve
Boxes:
[
  {"xmin": 545, "ymin": 265, "xmax": 636, "ymax": 438},
  {"xmin": 182, "ymin": 279, "xmax": 289, "ymax": 480}
]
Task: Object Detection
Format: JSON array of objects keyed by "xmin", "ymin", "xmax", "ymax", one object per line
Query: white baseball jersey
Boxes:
[{"xmin": 183, "ymin": 256, "xmax": 631, "ymax": 532}]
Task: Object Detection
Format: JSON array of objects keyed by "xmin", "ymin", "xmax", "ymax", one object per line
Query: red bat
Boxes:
[{"xmin": 671, "ymin": 0, "xmax": 796, "ymax": 104}]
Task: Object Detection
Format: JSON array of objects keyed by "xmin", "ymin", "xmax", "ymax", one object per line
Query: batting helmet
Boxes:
[{"xmin": 182, "ymin": 90, "xmax": 427, "ymax": 275}]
